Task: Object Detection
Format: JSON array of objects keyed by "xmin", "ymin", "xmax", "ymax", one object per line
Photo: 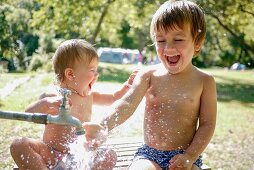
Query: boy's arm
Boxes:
[
  {"xmin": 84, "ymin": 70, "xmax": 150, "ymax": 140},
  {"xmin": 186, "ymin": 75, "xmax": 217, "ymax": 159},
  {"xmin": 25, "ymin": 94, "xmax": 62, "ymax": 115},
  {"xmin": 92, "ymin": 69, "xmax": 139, "ymax": 106},
  {"xmin": 101, "ymin": 70, "xmax": 150, "ymax": 131},
  {"xmin": 170, "ymin": 75, "xmax": 217, "ymax": 169}
]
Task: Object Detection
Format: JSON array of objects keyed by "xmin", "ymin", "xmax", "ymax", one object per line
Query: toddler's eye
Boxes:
[
  {"xmin": 90, "ymin": 69, "xmax": 97, "ymax": 73},
  {"xmin": 175, "ymin": 39, "xmax": 183, "ymax": 42}
]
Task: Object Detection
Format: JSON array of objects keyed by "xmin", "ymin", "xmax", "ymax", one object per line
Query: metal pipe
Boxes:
[
  {"xmin": 0, "ymin": 110, "xmax": 85, "ymax": 135},
  {"xmin": 0, "ymin": 110, "xmax": 48, "ymax": 124},
  {"xmin": 0, "ymin": 88, "xmax": 85, "ymax": 135}
]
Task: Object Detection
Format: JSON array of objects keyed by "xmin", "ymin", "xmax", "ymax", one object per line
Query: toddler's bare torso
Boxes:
[{"xmin": 43, "ymin": 93, "xmax": 92, "ymax": 153}]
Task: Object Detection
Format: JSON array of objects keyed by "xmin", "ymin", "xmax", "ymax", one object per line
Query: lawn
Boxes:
[
  {"xmin": 0, "ymin": 72, "xmax": 31, "ymax": 89},
  {"xmin": 0, "ymin": 64, "xmax": 254, "ymax": 169}
]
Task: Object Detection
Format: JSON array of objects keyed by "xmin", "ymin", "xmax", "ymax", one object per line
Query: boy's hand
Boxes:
[
  {"xmin": 169, "ymin": 153, "xmax": 194, "ymax": 170},
  {"xmin": 35, "ymin": 93, "xmax": 71, "ymax": 115},
  {"xmin": 39, "ymin": 92, "xmax": 58, "ymax": 99},
  {"xmin": 43, "ymin": 96, "xmax": 63, "ymax": 115},
  {"xmin": 82, "ymin": 122, "xmax": 108, "ymax": 149}
]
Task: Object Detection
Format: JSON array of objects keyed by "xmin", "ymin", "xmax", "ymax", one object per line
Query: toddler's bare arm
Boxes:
[{"xmin": 92, "ymin": 69, "xmax": 139, "ymax": 105}]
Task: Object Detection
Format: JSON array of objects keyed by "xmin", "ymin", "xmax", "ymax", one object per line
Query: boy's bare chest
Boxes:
[{"xmin": 146, "ymin": 80, "xmax": 202, "ymax": 110}]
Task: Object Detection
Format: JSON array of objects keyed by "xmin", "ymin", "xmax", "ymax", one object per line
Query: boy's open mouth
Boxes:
[{"xmin": 166, "ymin": 55, "xmax": 180, "ymax": 65}]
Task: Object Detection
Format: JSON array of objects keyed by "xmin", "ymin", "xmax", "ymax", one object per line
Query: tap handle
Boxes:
[{"xmin": 59, "ymin": 88, "xmax": 71, "ymax": 109}]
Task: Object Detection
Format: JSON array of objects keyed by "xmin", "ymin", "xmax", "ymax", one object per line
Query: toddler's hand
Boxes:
[
  {"xmin": 82, "ymin": 122, "xmax": 108, "ymax": 149},
  {"xmin": 169, "ymin": 153, "xmax": 194, "ymax": 170},
  {"xmin": 126, "ymin": 69, "xmax": 140, "ymax": 86}
]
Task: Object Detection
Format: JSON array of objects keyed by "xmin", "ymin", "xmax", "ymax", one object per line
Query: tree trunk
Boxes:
[{"xmin": 90, "ymin": 0, "xmax": 116, "ymax": 44}]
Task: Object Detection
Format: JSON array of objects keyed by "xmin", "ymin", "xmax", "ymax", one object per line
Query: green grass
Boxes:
[
  {"xmin": 0, "ymin": 65, "xmax": 254, "ymax": 169},
  {"xmin": 0, "ymin": 72, "xmax": 31, "ymax": 89},
  {"xmin": 202, "ymin": 69, "xmax": 254, "ymax": 169},
  {"xmin": 98, "ymin": 63, "xmax": 139, "ymax": 83}
]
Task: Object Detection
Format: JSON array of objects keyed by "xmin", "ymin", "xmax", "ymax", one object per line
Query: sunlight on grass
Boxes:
[
  {"xmin": 0, "ymin": 67, "xmax": 254, "ymax": 169},
  {"xmin": 0, "ymin": 72, "xmax": 31, "ymax": 89}
]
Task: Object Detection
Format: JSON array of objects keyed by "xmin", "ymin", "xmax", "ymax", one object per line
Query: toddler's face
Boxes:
[
  {"xmin": 73, "ymin": 58, "xmax": 99, "ymax": 93},
  {"xmin": 154, "ymin": 24, "xmax": 200, "ymax": 74}
]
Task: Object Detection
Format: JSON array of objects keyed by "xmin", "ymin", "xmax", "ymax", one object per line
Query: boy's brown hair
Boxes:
[
  {"xmin": 150, "ymin": 0, "xmax": 206, "ymax": 52},
  {"xmin": 53, "ymin": 39, "xmax": 98, "ymax": 83}
]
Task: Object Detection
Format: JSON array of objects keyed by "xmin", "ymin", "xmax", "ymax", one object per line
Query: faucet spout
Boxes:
[
  {"xmin": 49, "ymin": 88, "xmax": 85, "ymax": 135},
  {"xmin": 47, "ymin": 113, "xmax": 85, "ymax": 135}
]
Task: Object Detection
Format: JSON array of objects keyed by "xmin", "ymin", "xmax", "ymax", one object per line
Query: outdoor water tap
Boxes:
[
  {"xmin": 47, "ymin": 88, "xmax": 85, "ymax": 135},
  {"xmin": 0, "ymin": 88, "xmax": 85, "ymax": 135}
]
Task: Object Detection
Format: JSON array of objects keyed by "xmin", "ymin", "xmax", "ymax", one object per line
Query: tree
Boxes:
[
  {"xmin": 1, "ymin": 0, "xmax": 39, "ymax": 70},
  {"xmin": 0, "ymin": 5, "xmax": 12, "ymax": 58},
  {"xmin": 198, "ymin": 0, "xmax": 254, "ymax": 67}
]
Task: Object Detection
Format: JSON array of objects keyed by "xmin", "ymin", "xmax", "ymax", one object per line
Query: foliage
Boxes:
[
  {"xmin": 28, "ymin": 53, "xmax": 44, "ymax": 71},
  {"xmin": 28, "ymin": 52, "xmax": 53, "ymax": 72},
  {"xmin": 1, "ymin": 0, "xmax": 40, "ymax": 70},
  {"xmin": 197, "ymin": 0, "xmax": 254, "ymax": 67},
  {"xmin": 0, "ymin": 4, "xmax": 12, "ymax": 58},
  {"xmin": 1, "ymin": 0, "xmax": 254, "ymax": 70}
]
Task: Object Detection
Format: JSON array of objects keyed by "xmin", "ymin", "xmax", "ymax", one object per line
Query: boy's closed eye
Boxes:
[{"xmin": 156, "ymin": 40, "xmax": 166, "ymax": 44}]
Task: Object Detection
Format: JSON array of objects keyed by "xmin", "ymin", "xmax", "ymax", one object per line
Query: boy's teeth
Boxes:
[{"xmin": 167, "ymin": 55, "xmax": 180, "ymax": 63}]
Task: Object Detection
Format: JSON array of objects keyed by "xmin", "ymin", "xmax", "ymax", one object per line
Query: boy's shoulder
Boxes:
[
  {"xmin": 141, "ymin": 63, "xmax": 164, "ymax": 73},
  {"xmin": 137, "ymin": 64, "xmax": 162, "ymax": 79},
  {"xmin": 194, "ymin": 67, "xmax": 215, "ymax": 82}
]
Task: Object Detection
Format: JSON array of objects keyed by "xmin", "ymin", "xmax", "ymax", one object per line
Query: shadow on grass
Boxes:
[
  {"xmin": 215, "ymin": 75, "xmax": 254, "ymax": 104},
  {"xmin": 98, "ymin": 66, "xmax": 131, "ymax": 83}
]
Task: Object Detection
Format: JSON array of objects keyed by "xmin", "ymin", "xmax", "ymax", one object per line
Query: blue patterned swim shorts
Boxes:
[{"xmin": 133, "ymin": 144, "xmax": 202, "ymax": 170}]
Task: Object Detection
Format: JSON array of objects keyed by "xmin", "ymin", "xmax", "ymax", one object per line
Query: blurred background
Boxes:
[
  {"xmin": 0, "ymin": 0, "xmax": 254, "ymax": 169},
  {"xmin": 0, "ymin": 0, "xmax": 254, "ymax": 72}
]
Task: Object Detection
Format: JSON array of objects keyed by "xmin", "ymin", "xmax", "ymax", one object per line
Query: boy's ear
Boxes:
[{"xmin": 64, "ymin": 68, "xmax": 75, "ymax": 81}]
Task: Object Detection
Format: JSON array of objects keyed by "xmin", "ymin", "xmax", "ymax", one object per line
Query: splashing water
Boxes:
[
  {"xmin": 63, "ymin": 136, "xmax": 96, "ymax": 170},
  {"xmin": 63, "ymin": 129, "xmax": 109, "ymax": 170}
]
